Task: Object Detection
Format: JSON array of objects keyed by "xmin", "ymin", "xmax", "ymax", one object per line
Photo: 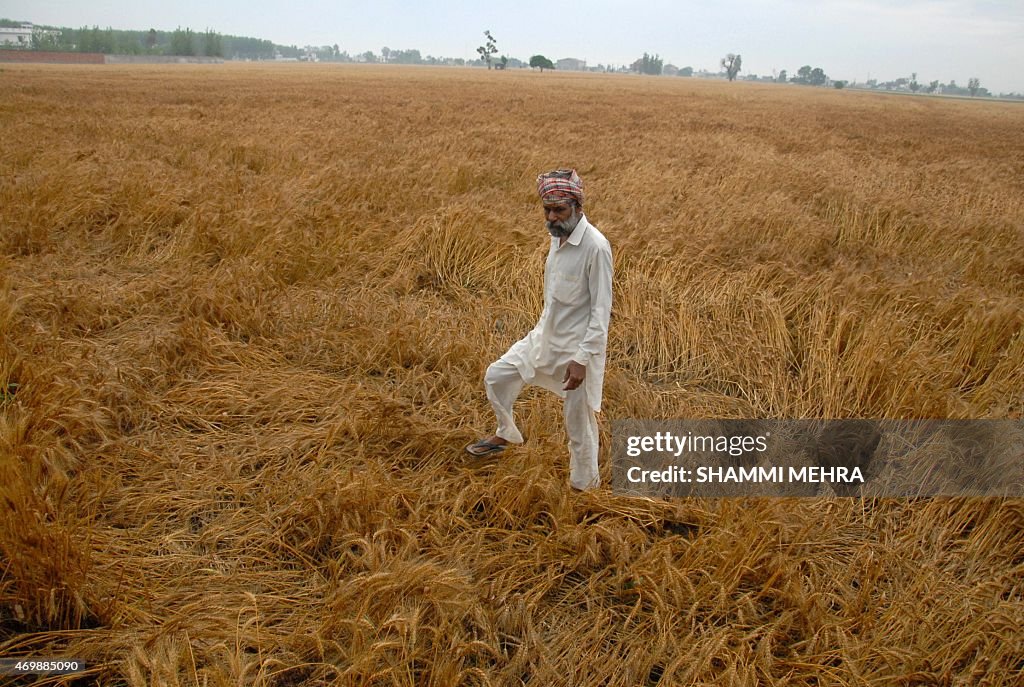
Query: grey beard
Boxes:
[{"xmin": 546, "ymin": 212, "xmax": 581, "ymax": 238}]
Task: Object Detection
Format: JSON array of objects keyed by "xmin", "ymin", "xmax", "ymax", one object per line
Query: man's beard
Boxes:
[{"xmin": 546, "ymin": 209, "xmax": 581, "ymax": 238}]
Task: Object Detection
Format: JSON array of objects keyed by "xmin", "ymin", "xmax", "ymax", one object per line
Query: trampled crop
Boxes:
[{"xmin": 2, "ymin": 63, "xmax": 1022, "ymax": 685}]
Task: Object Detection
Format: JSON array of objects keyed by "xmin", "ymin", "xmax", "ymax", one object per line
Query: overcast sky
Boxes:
[{"xmin": 4, "ymin": 0, "xmax": 1023, "ymax": 92}]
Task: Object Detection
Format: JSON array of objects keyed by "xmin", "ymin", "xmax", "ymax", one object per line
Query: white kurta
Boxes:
[{"xmin": 500, "ymin": 214, "xmax": 613, "ymax": 412}]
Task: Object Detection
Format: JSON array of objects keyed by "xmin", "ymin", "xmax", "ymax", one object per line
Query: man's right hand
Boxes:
[{"xmin": 562, "ymin": 361, "xmax": 586, "ymax": 391}]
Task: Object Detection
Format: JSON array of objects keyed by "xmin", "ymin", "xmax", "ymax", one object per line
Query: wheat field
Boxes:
[{"xmin": 1, "ymin": 63, "xmax": 1023, "ymax": 686}]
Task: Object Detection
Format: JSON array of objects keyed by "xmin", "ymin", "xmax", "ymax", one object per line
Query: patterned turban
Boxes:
[{"xmin": 537, "ymin": 169, "xmax": 584, "ymax": 207}]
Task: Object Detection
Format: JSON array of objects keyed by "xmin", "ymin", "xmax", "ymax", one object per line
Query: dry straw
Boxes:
[{"xmin": 1, "ymin": 64, "xmax": 1022, "ymax": 685}]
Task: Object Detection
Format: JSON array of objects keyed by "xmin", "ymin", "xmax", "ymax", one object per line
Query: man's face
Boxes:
[{"xmin": 544, "ymin": 201, "xmax": 580, "ymax": 238}]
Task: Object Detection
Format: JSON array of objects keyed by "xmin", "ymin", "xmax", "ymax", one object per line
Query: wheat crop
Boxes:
[{"xmin": 1, "ymin": 63, "xmax": 1022, "ymax": 686}]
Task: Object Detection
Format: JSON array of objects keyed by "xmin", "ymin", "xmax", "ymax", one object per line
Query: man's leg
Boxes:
[
  {"xmin": 563, "ymin": 384, "xmax": 600, "ymax": 490},
  {"xmin": 484, "ymin": 359, "xmax": 526, "ymax": 445}
]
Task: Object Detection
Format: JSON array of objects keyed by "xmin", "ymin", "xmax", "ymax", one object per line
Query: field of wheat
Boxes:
[{"xmin": 1, "ymin": 63, "xmax": 1023, "ymax": 686}]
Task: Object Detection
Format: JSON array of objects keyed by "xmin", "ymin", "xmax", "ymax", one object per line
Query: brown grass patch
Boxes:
[{"xmin": 1, "ymin": 64, "xmax": 1022, "ymax": 685}]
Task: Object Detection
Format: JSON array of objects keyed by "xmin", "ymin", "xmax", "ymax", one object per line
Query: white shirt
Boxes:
[{"xmin": 500, "ymin": 214, "xmax": 613, "ymax": 412}]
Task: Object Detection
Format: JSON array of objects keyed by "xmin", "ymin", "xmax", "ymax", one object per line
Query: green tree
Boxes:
[
  {"xmin": 145, "ymin": 28, "xmax": 158, "ymax": 52},
  {"xmin": 833, "ymin": 80, "xmax": 847, "ymax": 89},
  {"xmin": 909, "ymin": 72, "xmax": 919, "ymax": 92},
  {"xmin": 381, "ymin": 46, "xmax": 390, "ymax": 63},
  {"xmin": 777, "ymin": 69, "xmax": 787, "ymax": 83},
  {"xmin": 530, "ymin": 54, "xmax": 554, "ymax": 71},
  {"xmin": 680, "ymin": 66, "xmax": 694, "ymax": 77},
  {"xmin": 78, "ymin": 26, "xmax": 115, "ymax": 53},
  {"xmin": 77, "ymin": 26, "xmax": 95, "ymax": 52},
  {"xmin": 221, "ymin": 35, "xmax": 275, "ymax": 60},
  {"xmin": 169, "ymin": 27, "xmax": 195, "ymax": 56},
  {"xmin": 790, "ymin": 65, "xmax": 829, "ymax": 86},
  {"xmin": 941, "ymin": 80, "xmax": 964, "ymax": 95},
  {"xmin": 476, "ymin": 30, "xmax": 498, "ymax": 69},
  {"xmin": 202, "ymin": 29, "xmax": 222, "ymax": 57},
  {"xmin": 967, "ymin": 77, "xmax": 981, "ymax": 96},
  {"xmin": 646, "ymin": 53, "xmax": 663, "ymax": 75},
  {"xmin": 925, "ymin": 80, "xmax": 939, "ymax": 94},
  {"xmin": 631, "ymin": 53, "xmax": 663, "ymax": 75},
  {"xmin": 31, "ymin": 27, "xmax": 61, "ymax": 50},
  {"xmin": 115, "ymin": 31, "xmax": 143, "ymax": 54},
  {"xmin": 721, "ymin": 53, "xmax": 742, "ymax": 81},
  {"xmin": 391, "ymin": 49, "xmax": 422, "ymax": 64}
]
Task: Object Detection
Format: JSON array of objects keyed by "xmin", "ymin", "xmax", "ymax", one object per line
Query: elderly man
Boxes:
[{"xmin": 466, "ymin": 169, "xmax": 613, "ymax": 491}]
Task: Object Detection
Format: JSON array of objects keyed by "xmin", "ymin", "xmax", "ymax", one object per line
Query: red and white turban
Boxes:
[{"xmin": 537, "ymin": 169, "xmax": 584, "ymax": 207}]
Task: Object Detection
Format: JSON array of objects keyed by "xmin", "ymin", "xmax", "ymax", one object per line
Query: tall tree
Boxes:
[
  {"xmin": 631, "ymin": 53, "xmax": 663, "ymax": 75},
  {"xmin": 169, "ymin": 27, "xmax": 195, "ymax": 56},
  {"xmin": 646, "ymin": 53, "xmax": 663, "ymax": 75},
  {"xmin": 78, "ymin": 26, "xmax": 115, "ymax": 53},
  {"xmin": 202, "ymin": 29, "xmax": 222, "ymax": 57},
  {"xmin": 475, "ymin": 30, "xmax": 498, "ymax": 69},
  {"xmin": 390, "ymin": 49, "xmax": 422, "ymax": 64},
  {"xmin": 967, "ymin": 77, "xmax": 981, "ymax": 96},
  {"xmin": 721, "ymin": 53, "xmax": 742, "ymax": 81},
  {"xmin": 30, "ymin": 26, "xmax": 61, "ymax": 50}
]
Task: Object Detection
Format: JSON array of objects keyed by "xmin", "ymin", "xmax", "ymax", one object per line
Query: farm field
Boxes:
[{"xmin": 1, "ymin": 63, "xmax": 1023, "ymax": 685}]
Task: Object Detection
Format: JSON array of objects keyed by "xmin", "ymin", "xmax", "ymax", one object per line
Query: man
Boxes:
[{"xmin": 466, "ymin": 169, "xmax": 613, "ymax": 491}]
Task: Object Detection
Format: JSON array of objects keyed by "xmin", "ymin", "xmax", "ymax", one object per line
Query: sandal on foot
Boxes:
[{"xmin": 465, "ymin": 439, "xmax": 507, "ymax": 457}]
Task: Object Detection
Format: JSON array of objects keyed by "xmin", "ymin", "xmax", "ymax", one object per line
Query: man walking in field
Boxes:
[{"xmin": 466, "ymin": 169, "xmax": 613, "ymax": 491}]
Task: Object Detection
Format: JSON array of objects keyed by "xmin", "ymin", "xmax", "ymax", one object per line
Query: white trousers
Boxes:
[{"xmin": 484, "ymin": 359, "xmax": 600, "ymax": 490}]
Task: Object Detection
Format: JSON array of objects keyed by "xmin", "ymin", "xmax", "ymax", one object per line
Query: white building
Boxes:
[
  {"xmin": 0, "ymin": 23, "xmax": 34, "ymax": 48},
  {"xmin": 556, "ymin": 57, "xmax": 586, "ymax": 71}
]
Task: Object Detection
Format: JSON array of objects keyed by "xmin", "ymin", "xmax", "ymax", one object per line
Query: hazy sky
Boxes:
[{"xmin": 5, "ymin": 0, "xmax": 1023, "ymax": 92}]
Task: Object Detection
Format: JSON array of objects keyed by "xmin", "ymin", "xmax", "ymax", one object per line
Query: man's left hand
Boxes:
[{"xmin": 563, "ymin": 361, "xmax": 586, "ymax": 391}]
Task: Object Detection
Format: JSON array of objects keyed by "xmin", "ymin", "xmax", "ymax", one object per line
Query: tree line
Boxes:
[
  {"xmin": 622, "ymin": 51, "xmax": 1007, "ymax": 98},
  {"xmin": 9, "ymin": 22, "xmax": 522, "ymax": 65},
  {"xmin": 7, "ymin": 19, "xmax": 1014, "ymax": 96},
  {"xmin": 17, "ymin": 23, "xmax": 270, "ymax": 58}
]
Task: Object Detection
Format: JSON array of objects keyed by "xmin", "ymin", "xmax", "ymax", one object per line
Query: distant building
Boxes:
[
  {"xmin": 0, "ymin": 23, "xmax": 34, "ymax": 48},
  {"xmin": 556, "ymin": 57, "xmax": 586, "ymax": 71},
  {"xmin": 663, "ymin": 64, "xmax": 679, "ymax": 76}
]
